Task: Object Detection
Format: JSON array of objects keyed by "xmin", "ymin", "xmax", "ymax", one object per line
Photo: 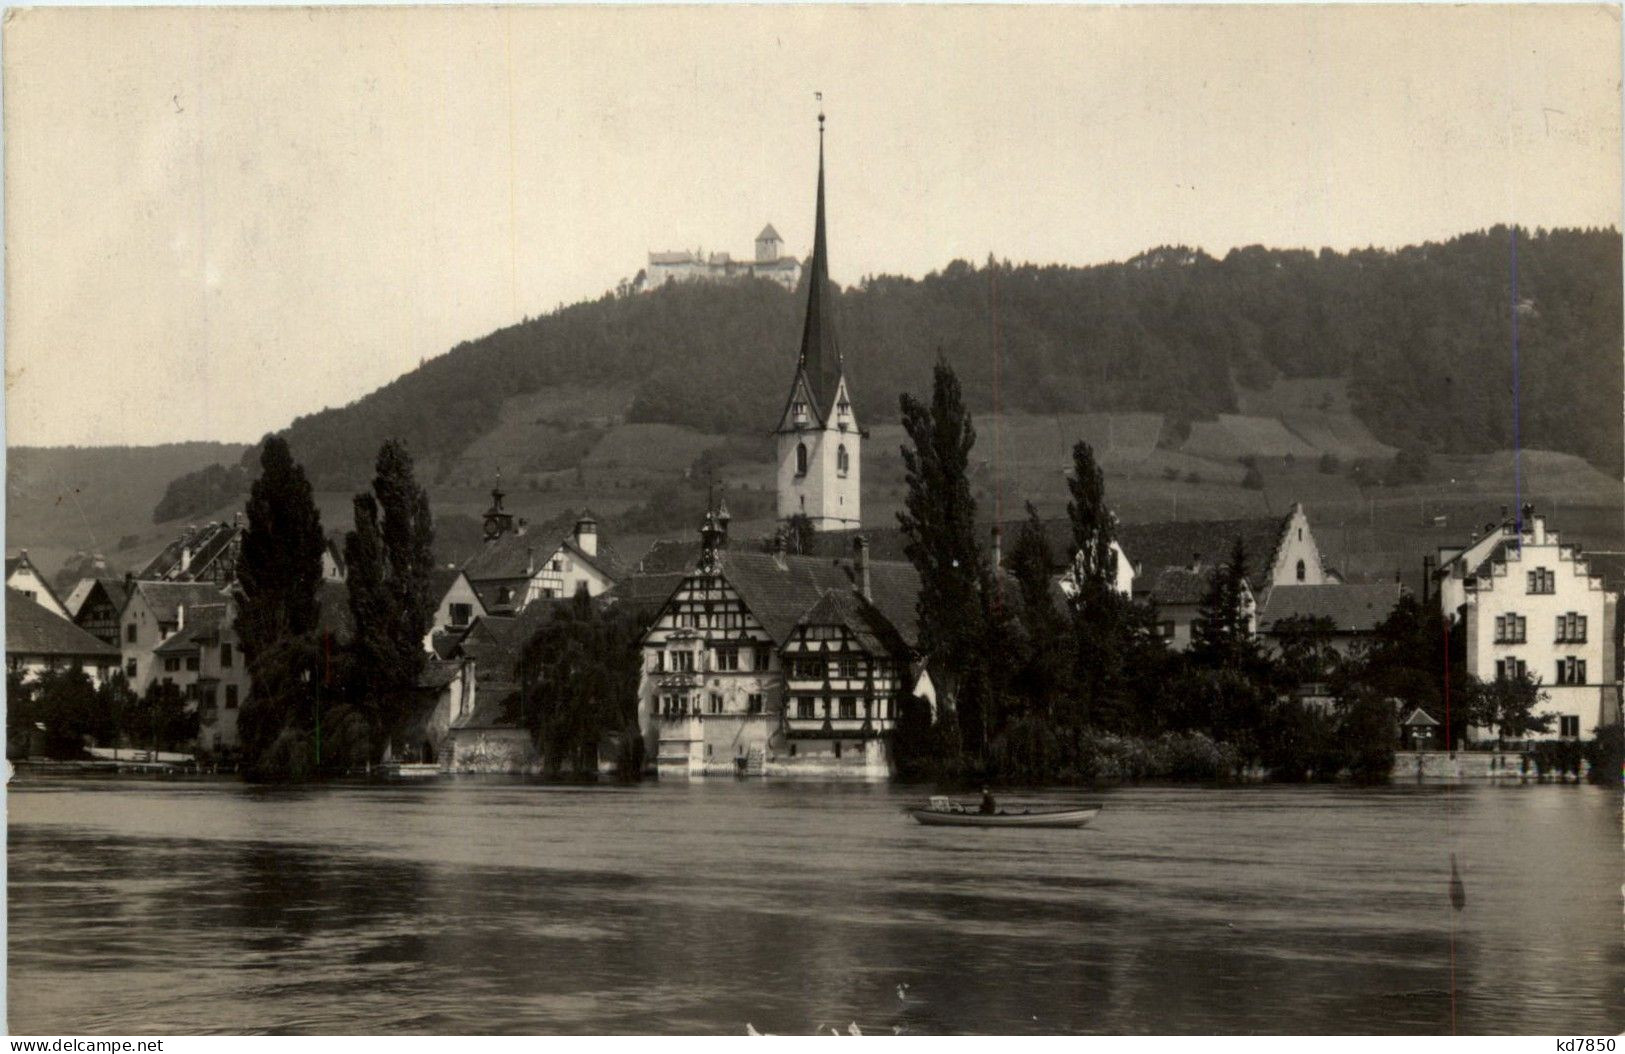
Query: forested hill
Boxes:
[{"xmin": 173, "ymin": 225, "xmax": 1621, "ymax": 505}]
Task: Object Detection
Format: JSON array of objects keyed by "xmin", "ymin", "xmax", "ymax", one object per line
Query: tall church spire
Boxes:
[{"xmin": 797, "ymin": 106, "xmax": 843, "ymax": 419}]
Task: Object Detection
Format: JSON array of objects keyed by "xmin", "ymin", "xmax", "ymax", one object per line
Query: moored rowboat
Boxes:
[{"xmin": 909, "ymin": 804, "xmax": 1102, "ymax": 829}]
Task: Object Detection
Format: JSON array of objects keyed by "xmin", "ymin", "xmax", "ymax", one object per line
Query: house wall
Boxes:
[
  {"xmin": 530, "ymin": 548, "xmax": 615, "ymax": 602},
  {"xmin": 1154, "ymin": 587, "xmax": 1257, "ymax": 653},
  {"xmin": 426, "ymin": 575, "xmax": 486, "ymax": 644},
  {"xmin": 120, "ymin": 591, "xmax": 167, "ymax": 692},
  {"xmin": 8, "ymin": 562, "xmax": 67, "ymax": 619},
  {"xmin": 1461, "ymin": 522, "xmax": 1615, "ymax": 739},
  {"xmin": 1264, "ymin": 505, "xmax": 1328, "ymax": 587},
  {"xmin": 195, "ymin": 619, "xmax": 251, "ymax": 754}
]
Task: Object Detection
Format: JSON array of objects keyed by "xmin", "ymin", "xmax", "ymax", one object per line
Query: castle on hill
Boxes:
[{"xmin": 636, "ymin": 224, "xmax": 802, "ymax": 292}]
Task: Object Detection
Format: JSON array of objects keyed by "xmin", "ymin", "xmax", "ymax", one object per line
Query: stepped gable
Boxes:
[{"xmin": 6, "ymin": 588, "xmax": 119, "ymax": 659}]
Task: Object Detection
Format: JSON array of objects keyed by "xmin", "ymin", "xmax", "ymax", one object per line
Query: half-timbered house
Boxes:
[{"xmin": 638, "ymin": 511, "xmax": 927, "ymax": 779}]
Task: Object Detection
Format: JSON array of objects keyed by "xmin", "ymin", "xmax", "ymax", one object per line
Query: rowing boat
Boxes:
[{"xmin": 909, "ymin": 800, "xmax": 1102, "ymax": 829}]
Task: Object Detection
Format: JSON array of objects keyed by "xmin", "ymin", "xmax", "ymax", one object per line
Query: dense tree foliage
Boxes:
[
  {"xmin": 510, "ymin": 594, "xmax": 649, "ymax": 777},
  {"xmin": 159, "ymin": 227, "xmax": 1621, "ymax": 509},
  {"xmin": 345, "ymin": 440, "xmax": 437, "ymax": 757},
  {"xmin": 152, "ymin": 463, "xmax": 249, "ymax": 524},
  {"xmin": 235, "ymin": 437, "xmax": 327, "ymax": 779},
  {"xmin": 898, "ymin": 359, "xmax": 997, "ymax": 764}
]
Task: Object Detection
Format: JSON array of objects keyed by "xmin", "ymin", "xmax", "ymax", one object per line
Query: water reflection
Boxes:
[{"xmin": 9, "ymin": 780, "xmax": 1622, "ymax": 1034}]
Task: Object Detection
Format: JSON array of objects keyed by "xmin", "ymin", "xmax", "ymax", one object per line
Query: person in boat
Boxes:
[{"xmin": 979, "ymin": 788, "xmax": 997, "ymax": 815}]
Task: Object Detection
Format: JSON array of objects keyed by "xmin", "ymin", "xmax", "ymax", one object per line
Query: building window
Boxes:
[
  {"xmin": 186, "ymin": 656, "xmax": 200, "ymax": 672},
  {"xmin": 716, "ymin": 645, "xmax": 739, "ymax": 671},
  {"xmin": 220, "ymin": 643, "xmax": 233, "ymax": 668},
  {"xmin": 839, "ymin": 655, "xmax": 861, "ymax": 679},
  {"xmin": 1555, "ymin": 658, "xmax": 1587, "ymax": 686},
  {"xmin": 164, "ymin": 657, "xmax": 180, "ymax": 673},
  {"xmin": 796, "ymin": 697, "xmax": 815, "ymax": 720},
  {"xmin": 753, "ymin": 645, "xmax": 773, "ymax": 671},
  {"xmin": 838, "ymin": 696, "xmax": 858, "ymax": 720},
  {"xmin": 126, "ymin": 623, "xmax": 138, "ymax": 643},
  {"xmin": 837, "ymin": 445, "xmax": 849, "ymax": 478},
  {"xmin": 184, "ymin": 684, "xmax": 198, "ymax": 701},
  {"xmin": 496, "ymin": 586, "xmax": 513, "ymax": 606},
  {"xmin": 747, "ymin": 693, "xmax": 763, "ymax": 715},
  {"xmin": 795, "ymin": 443, "xmax": 808, "ymax": 477},
  {"xmin": 709, "ymin": 692, "xmax": 723, "ymax": 714},
  {"xmin": 1527, "ymin": 568, "xmax": 1555, "ymax": 594},
  {"xmin": 1559, "ymin": 715, "xmax": 1580, "ymax": 738},
  {"xmin": 793, "ymin": 401, "xmax": 808, "ymax": 423},
  {"xmin": 1155, "ymin": 621, "xmax": 1175, "ymax": 640},
  {"xmin": 1494, "ymin": 614, "xmax": 1526, "ymax": 644},
  {"xmin": 449, "ymin": 603, "xmax": 472, "ymax": 628},
  {"xmin": 225, "ymin": 685, "xmax": 239, "ymax": 709},
  {"xmin": 674, "ymin": 651, "xmax": 694, "ymax": 673},
  {"xmin": 653, "ymin": 651, "xmax": 665, "ymax": 672},
  {"xmin": 125, "ymin": 659, "xmax": 137, "ymax": 679},
  {"xmin": 1295, "ymin": 559, "xmax": 1306, "ymax": 582},
  {"xmin": 794, "ymin": 658, "xmax": 824, "ymax": 679},
  {"xmin": 1495, "ymin": 658, "xmax": 1526, "ymax": 681},
  {"xmin": 1555, "ymin": 613, "xmax": 1588, "ymax": 643},
  {"xmin": 834, "ymin": 741, "xmax": 843, "ymax": 759},
  {"xmin": 202, "ymin": 687, "xmax": 218, "ymax": 710}
]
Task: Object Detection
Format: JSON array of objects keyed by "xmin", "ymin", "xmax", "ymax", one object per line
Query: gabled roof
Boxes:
[
  {"xmin": 428, "ymin": 567, "xmax": 470, "ymax": 604},
  {"xmin": 7, "ymin": 589, "xmax": 119, "ymax": 659},
  {"xmin": 137, "ymin": 522, "xmax": 240, "ymax": 582},
  {"xmin": 1118, "ymin": 515, "xmax": 1289, "ymax": 593},
  {"xmin": 75, "ymin": 577, "xmax": 129, "ymax": 618},
  {"xmin": 1400, "ymin": 706, "xmax": 1441, "ymax": 727},
  {"xmin": 1144, "ymin": 566, "xmax": 1213, "ymax": 607},
  {"xmin": 153, "ymin": 603, "xmax": 229, "ymax": 655},
  {"xmin": 797, "ymin": 589, "xmax": 910, "ymax": 658},
  {"xmin": 606, "ymin": 571, "xmax": 687, "ymax": 616},
  {"xmin": 130, "ymin": 581, "xmax": 231, "ymax": 624},
  {"xmin": 5, "ymin": 552, "xmax": 66, "ymax": 614},
  {"xmin": 1257, "ymin": 583, "xmax": 1405, "ymax": 635},
  {"xmin": 417, "ymin": 659, "xmax": 466, "ymax": 692},
  {"xmin": 758, "ymin": 223, "xmax": 781, "ymax": 241},
  {"xmin": 698, "ymin": 550, "xmax": 920, "ymax": 649},
  {"xmin": 463, "ymin": 528, "xmax": 624, "ymax": 586}
]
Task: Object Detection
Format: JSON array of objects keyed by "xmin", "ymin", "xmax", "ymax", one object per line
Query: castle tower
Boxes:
[
  {"xmin": 755, "ymin": 223, "xmax": 783, "ymax": 263},
  {"xmin": 774, "ymin": 110, "xmax": 861, "ymax": 532}
]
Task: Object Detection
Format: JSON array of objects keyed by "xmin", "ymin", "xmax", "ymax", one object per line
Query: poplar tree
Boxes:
[
  {"xmin": 898, "ymin": 358, "xmax": 993, "ymax": 763},
  {"xmin": 235, "ymin": 436, "xmax": 326, "ymax": 774},
  {"xmin": 345, "ymin": 439, "xmax": 437, "ymax": 755}
]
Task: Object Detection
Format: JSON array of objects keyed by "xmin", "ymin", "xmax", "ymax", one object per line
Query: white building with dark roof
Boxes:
[{"xmin": 1434, "ymin": 505, "xmax": 1619, "ymax": 741}]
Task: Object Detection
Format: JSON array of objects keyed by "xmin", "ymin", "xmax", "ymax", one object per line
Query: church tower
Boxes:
[{"xmin": 775, "ymin": 110, "xmax": 861, "ymax": 531}]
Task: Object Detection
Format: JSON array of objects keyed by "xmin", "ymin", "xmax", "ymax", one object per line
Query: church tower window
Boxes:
[
  {"xmin": 837, "ymin": 445, "xmax": 849, "ymax": 478},
  {"xmin": 796, "ymin": 443, "xmax": 809, "ymax": 477}
]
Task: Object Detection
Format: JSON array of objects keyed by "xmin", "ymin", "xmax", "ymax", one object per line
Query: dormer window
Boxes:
[{"xmin": 792, "ymin": 401, "xmax": 808, "ymax": 424}]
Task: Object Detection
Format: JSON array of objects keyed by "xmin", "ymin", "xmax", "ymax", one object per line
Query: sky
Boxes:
[{"xmin": 5, "ymin": 4, "xmax": 1620, "ymax": 448}]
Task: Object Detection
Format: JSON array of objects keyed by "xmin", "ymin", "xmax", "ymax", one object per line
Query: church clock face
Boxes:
[{"xmin": 483, "ymin": 514, "xmax": 505, "ymax": 541}]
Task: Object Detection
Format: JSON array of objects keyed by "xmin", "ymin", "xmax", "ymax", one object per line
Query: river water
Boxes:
[{"xmin": 7, "ymin": 778, "xmax": 1622, "ymax": 1035}]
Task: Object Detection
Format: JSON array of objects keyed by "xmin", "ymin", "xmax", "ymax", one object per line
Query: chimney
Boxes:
[
  {"xmin": 854, "ymin": 536, "xmax": 872, "ymax": 602},
  {"xmin": 180, "ymin": 546, "xmax": 193, "ymax": 575},
  {"xmin": 990, "ymin": 526, "xmax": 1003, "ymax": 571},
  {"xmin": 573, "ymin": 514, "xmax": 598, "ymax": 557},
  {"xmin": 177, "ymin": 604, "xmax": 186, "ymax": 632},
  {"xmin": 525, "ymin": 546, "xmax": 535, "ymax": 577}
]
